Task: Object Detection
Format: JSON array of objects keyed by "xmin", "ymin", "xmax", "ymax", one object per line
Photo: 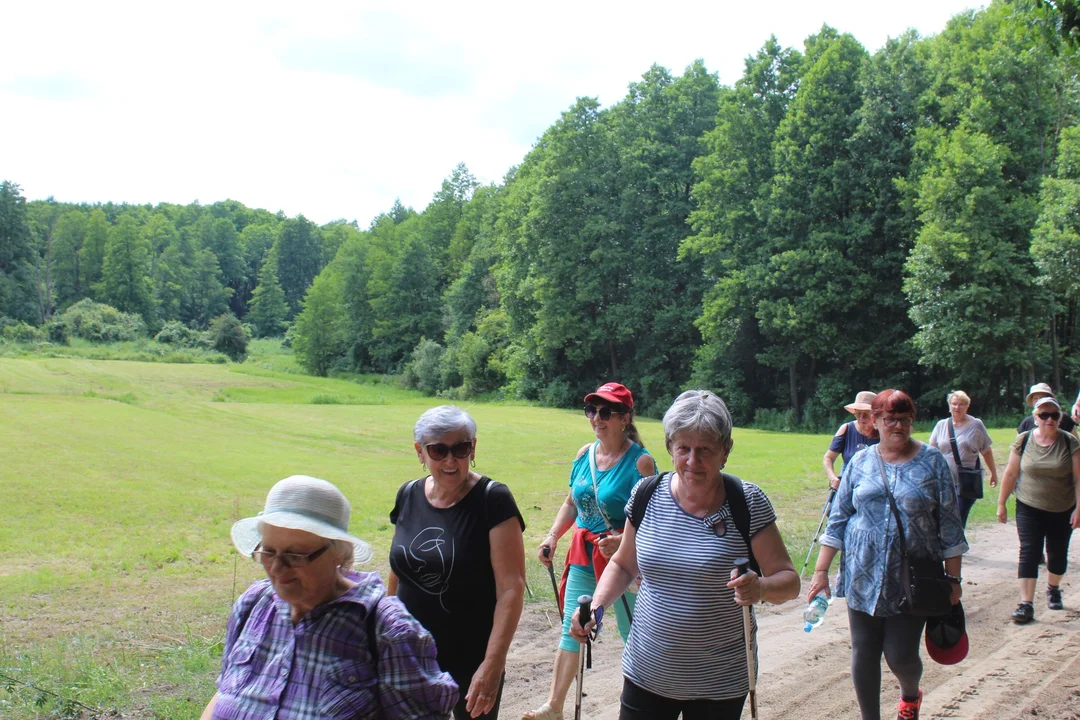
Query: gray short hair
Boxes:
[
  {"xmin": 413, "ymin": 405, "xmax": 477, "ymax": 444},
  {"xmin": 332, "ymin": 539, "xmax": 355, "ymax": 569},
  {"xmin": 663, "ymin": 390, "xmax": 733, "ymax": 451}
]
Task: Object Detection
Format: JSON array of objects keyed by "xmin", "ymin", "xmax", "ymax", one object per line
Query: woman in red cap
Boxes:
[{"xmin": 524, "ymin": 383, "xmax": 656, "ymax": 720}]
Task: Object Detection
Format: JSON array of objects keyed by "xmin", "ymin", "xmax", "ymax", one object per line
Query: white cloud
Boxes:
[{"xmin": 0, "ymin": 0, "xmax": 982, "ymax": 225}]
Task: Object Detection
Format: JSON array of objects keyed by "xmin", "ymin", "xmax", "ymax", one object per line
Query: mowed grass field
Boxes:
[{"xmin": 0, "ymin": 356, "xmax": 1018, "ymax": 718}]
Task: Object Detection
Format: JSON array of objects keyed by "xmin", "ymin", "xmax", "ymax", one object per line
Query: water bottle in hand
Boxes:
[{"xmin": 803, "ymin": 594, "xmax": 830, "ymax": 632}]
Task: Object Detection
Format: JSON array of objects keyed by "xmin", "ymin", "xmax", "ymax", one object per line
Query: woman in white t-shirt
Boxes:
[{"xmin": 929, "ymin": 390, "xmax": 998, "ymax": 526}]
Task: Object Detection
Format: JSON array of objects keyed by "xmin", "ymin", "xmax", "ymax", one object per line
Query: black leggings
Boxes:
[
  {"xmin": 847, "ymin": 608, "xmax": 926, "ymax": 720},
  {"xmin": 1015, "ymin": 499, "xmax": 1075, "ymax": 578},
  {"xmin": 619, "ymin": 678, "xmax": 746, "ymax": 720}
]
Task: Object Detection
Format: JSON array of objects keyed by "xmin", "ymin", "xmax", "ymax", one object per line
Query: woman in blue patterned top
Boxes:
[
  {"xmin": 524, "ymin": 382, "xmax": 655, "ymax": 720},
  {"xmin": 807, "ymin": 390, "xmax": 968, "ymax": 720}
]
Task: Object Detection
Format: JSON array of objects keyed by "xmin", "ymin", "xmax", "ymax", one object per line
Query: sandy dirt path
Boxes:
[{"xmin": 498, "ymin": 520, "xmax": 1080, "ymax": 720}]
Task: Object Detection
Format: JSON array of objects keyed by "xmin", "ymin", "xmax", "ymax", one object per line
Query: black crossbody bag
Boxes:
[
  {"xmin": 947, "ymin": 418, "xmax": 984, "ymax": 499},
  {"xmin": 876, "ymin": 449, "xmax": 953, "ymax": 617}
]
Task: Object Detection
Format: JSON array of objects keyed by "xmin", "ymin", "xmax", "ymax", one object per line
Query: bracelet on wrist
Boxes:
[
  {"xmin": 944, "ymin": 574, "xmax": 962, "ymax": 584},
  {"xmin": 814, "ymin": 569, "xmax": 828, "ymax": 574}
]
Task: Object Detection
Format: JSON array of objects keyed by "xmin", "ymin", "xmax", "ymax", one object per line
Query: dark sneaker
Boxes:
[
  {"xmin": 1012, "ymin": 602, "xmax": 1035, "ymax": 624},
  {"xmin": 896, "ymin": 690, "xmax": 922, "ymax": 720},
  {"xmin": 1047, "ymin": 586, "xmax": 1064, "ymax": 610}
]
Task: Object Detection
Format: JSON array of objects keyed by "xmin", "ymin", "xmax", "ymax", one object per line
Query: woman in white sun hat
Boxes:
[{"xmin": 200, "ymin": 475, "xmax": 459, "ymax": 720}]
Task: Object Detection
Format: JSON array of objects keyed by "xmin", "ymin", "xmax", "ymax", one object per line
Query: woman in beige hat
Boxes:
[
  {"xmin": 1019, "ymin": 383, "xmax": 1077, "ymax": 434},
  {"xmin": 201, "ymin": 475, "xmax": 458, "ymax": 720},
  {"xmin": 823, "ymin": 391, "xmax": 880, "ymax": 490}
]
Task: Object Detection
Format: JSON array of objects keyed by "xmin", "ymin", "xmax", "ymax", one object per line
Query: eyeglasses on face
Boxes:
[
  {"xmin": 424, "ymin": 441, "xmax": 474, "ymax": 461},
  {"xmin": 1037, "ymin": 411, "xmax": 1061, "ymax": 421},
  {"xmin": 853, "ymin": 411, "xmax": 871, "ymax": 420},
  {"xmin": 584, "ymin": 404, "xmax": 623, "ymax": 421},
  {"xmin": 252, "ymin": 543, "xmax": 331, "ymax": 569},
  {"xmin": 882, "ymin": 415, "xmax": 914, "ymax": 428}
]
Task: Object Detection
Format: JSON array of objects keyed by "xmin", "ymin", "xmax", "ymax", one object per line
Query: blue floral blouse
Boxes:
[{"xmin": 819, "ymin": 443, "xmax": 968, "ymax": 617}]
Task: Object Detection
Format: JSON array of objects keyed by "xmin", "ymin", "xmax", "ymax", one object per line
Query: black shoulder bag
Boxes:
[
  {"xmin": 876, "ymin": 449, "xmax": 953, "ymax": 617},
  {"xmin": 947, "ymin": 419, "xmax": 984, "ymax": 500}
]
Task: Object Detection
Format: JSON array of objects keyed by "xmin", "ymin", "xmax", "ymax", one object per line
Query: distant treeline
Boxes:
[{"xmin": 2, "ymin": 1, "xmax": 1080, "ymax": 423}]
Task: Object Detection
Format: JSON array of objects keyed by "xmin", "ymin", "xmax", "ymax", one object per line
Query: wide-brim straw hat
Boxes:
[
  {"xmin": 1025, "ymin": 382, "xmax": 1055, "ymax": 407},
  {"xmin": 231, "ymin": 475, "xmax": 373, "ymax": 564},
  {"xmin": 844, "ymin": 391, "xmax": 877, "ymax": 414}
]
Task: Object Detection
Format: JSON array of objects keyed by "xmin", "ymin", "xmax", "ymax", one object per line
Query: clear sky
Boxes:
[{"xmin": 0, "ymin": 0, "xmax": 982, "ymax": 226}]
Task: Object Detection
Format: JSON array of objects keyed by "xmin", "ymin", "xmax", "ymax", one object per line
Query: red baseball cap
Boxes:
[
  {"xmin": 584, "ymin": 383, "xmax": 634, "ymax": 410},
  {"xmin": 925, "ymin": 602, "xmax": 968, "ymax": 665}
]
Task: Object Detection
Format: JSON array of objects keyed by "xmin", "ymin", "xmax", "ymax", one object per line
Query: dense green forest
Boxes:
[{"xmin": 3, "ymin": 1, "xmax": 1080, "ymax": 423}]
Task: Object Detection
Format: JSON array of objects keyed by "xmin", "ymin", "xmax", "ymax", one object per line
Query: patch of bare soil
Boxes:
[{"xmin": 499, "ymin": 521, "xmax": 1080, "ymax": 720}]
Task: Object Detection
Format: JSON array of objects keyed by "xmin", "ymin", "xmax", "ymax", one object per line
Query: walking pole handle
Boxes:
[
  {"xmin": 542, "ymin": 545, "xmax": 551, "ymax": 559},
  {"xmin": 577, "ymin": 594, "xmax": 593, "ymax": 630},
  {"xmin": 735, "ymin": 557, "xmax": 751, "ymax": 577}
]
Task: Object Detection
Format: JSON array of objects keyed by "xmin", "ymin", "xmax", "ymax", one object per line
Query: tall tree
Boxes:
[
  {"xmin": 274, "ymin": 215, "xmax": 326, "ymax": 318},
  {"xmin": 0, "ymin": 181, "xmax": 36, "ymax": 322},
  {"xmin": 97, "ymin": 214, "xmax": 155, "ymax": 324},
  {"xmin": 52, "ymin": 209, "xmax": 88, "ymax": 307},
  {"xmin": 247, "ymin": 256, "xmax": 289, "ymax": 338},
  {"xmin": 79, "ymin": 209, "xmax": 110, "ymax": 296}
]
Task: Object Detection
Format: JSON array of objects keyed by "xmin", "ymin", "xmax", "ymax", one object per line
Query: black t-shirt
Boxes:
[
  {"xmin": 1018, "ymin": 413, "xmax": 1076, "ymax": 434},
  {"xmin": 389, "ymin": 476, "xmax": 524, "ymax": 685}
]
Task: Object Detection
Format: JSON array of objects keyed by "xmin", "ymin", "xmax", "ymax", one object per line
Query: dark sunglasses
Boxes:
[
  {"xmin": 584, "ymin": 404, "xmax": 624, "ymax": 421},
  {"xmin": 1037, "ymin": 412, "xmax": 1061, "ymax": 421},
  {"xmin": 252, "ymin": 543, "xmax": 330, "ymax": 569},
  {"xmin": 425, "ymin": 441, "xmax": 473, "ymax": 461}
]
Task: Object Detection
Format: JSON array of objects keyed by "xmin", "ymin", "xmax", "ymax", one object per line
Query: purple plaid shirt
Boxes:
[{"xmin": 213, "ymin": 571, "xmax": 458, "ymax": 720}]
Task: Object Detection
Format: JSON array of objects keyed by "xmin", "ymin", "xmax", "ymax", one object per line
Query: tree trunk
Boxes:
[
  {"xmin": 1052, "ymin": 313, "xmax": 1062, "ymax": 393},
  {"xmin": 789, "ymin": 359, "xmax": 801, "ymax": 421},
  {"xmin": 608, "ymin": 339, "xmax": 619, "ymax": 378}
]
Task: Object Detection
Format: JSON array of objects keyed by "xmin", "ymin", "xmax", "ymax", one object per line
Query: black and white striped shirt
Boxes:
[{"xmin": 622, "ymin": 474, "xmax": 776, "ymax": 700}]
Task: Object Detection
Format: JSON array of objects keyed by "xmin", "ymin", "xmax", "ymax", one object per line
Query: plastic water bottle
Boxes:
[{"xmin": 803, "ymin": 594, "xmax": 830, "ymax": 632}]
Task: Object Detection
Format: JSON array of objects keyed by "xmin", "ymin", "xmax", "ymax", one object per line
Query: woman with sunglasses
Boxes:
[
  {"xmin": 928, "ymin": 390, "xmax": 997, "ymax": 527},
  {"xmin": 524, "ymin": 383, "xmax": 656, "ymax": 720},
  {"xmin": 996, "ymin": 396, "xmax": 1080, "ymax": 624},
  {"xmin": 201, "ymin": 475, "xmax": 458, "ymax": 720},
  {"xmin": 808, "ymin": 390, "xmax": 967, "ymax": 720},
  {"xmin": 389, "ymin": 406, "xmax": 527, "ymax": 719},
  {"xmin": 823, "ymin": 391, "xmax": 880, "ymax": 490}
]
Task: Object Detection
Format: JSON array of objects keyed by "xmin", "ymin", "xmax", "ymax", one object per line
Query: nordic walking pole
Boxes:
[
  {"xmin": 734, "ymin": 558, "xmax": 759, "ymax": 720},
  {"xmin": 799, "ymin": 489, "xmax": 837, "ymax": 579},
  {"xmin": 542, "ymin": 545, "xmax": 564, "ymax": 620},
  {"xmin": 574, "ymin": 594, "xmax": 593, "ymax": 720}
]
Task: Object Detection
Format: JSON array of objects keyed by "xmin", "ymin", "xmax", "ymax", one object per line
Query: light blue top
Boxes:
[
  {"xmin": 570, "ymin": 441, "xmax": 650, "ymax": 533},
  {"xmin": 819, "ymin": 443, "xmax": 968, "ymax": 616}
]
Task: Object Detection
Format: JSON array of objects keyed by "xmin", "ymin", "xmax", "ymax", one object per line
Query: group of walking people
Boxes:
[{"xmin": 199, "ymin": 379, "xmax": 1078, "ymax": 720}]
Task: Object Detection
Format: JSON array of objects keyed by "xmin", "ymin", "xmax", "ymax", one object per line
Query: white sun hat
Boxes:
[{"xmin": 231, "ymin": 475, "xmax": 373, "ymax": 564}]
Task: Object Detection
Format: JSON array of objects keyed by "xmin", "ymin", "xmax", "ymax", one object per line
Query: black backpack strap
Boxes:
[
  {"xmin": 1020, "ymin": 430, "xmax": 1031, "ymax": 456},
  {"xmin": 722, "ymin": 473, "xmax": 760, "ymax": 576},
  {"xmin": 628, "ymin": 473, "xmax": 665, "ymax": 529}
]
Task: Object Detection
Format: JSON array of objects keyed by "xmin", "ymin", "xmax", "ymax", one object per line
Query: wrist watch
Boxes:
[{"xmin": 944, "ymin": 574, "xmax": 962, "ymax": 584}]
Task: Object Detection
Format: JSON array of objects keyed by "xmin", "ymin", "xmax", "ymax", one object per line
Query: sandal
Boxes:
[{"xmin": 522, "ymin": 704, "xmax": 563, "ymax": 720}]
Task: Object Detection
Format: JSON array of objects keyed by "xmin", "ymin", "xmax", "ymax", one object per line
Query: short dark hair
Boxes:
[{"xmin": 871, "ymin": 389, "xmax": 916, "ymax": 419}]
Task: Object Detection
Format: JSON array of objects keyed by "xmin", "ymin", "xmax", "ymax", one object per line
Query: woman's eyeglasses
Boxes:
[
  {"xmin": 584, "ymin": 404, "xmax": 621, "ymax": 421},
  {"xmin": 1037, "ymin": 412, "xmax": 1061, "ymax": 421},
  {"xmin": 882, "ymin": 416, "xmax": 914, "ymax": 428},
  {"xmin": 424, "ymin": 441, "xmax": 474, "ymax": 461},
  {"xmin": 252, "ymin": 543, "xmax": 330, "ymax": 569}
]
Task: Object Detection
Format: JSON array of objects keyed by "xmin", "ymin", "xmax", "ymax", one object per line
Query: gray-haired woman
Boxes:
[
  {"xmin": 202, "ymin": 475, "xmax": 459, "ymax": 720},
  {"xmin": 571, "ymin": 390, "xmax": 799, "ymax": 719},
  {"xmin": 388, "ymin": 406, "xmax": 527, "ymax": 720}
]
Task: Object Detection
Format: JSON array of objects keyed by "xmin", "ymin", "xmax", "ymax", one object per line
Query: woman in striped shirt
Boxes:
[{"xmin": 572, "ymin": 390, "xmax": 800, "ymax": 719}]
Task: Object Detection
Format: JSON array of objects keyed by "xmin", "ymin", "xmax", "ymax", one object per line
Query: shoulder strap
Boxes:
[
  {"xmin": 1021, "ymin": 430, "xmax": 1031, "ymax": 456},
  {"xmin": 628, "ymin": 473, "xmax": 664, "ymax": 529},
  {"xmin": 947, "ymin": 419, "xmax": 981, "ymax": 471},
  {"xmin": 588, "ymin": 443, "xmax": 617, "ymax": 534},
  {"xmin": 483, "ymin": 477, "xmax": 500, "ymax": 528},
  {"xmin": 722, "ymin": 473, "xmax": 759, "ymax": 576},
  {"xmin": 874, "ymin": 448, "xmax": 909, "ymax": 561}
]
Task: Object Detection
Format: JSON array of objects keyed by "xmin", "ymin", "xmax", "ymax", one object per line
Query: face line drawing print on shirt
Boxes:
[{"xmin": 397, "ymin": 526, "xmax": 455, "ymax": 613}]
